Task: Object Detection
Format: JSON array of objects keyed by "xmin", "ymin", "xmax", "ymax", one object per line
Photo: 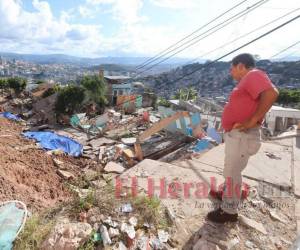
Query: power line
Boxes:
[
  {"xmin": 135, "ymin": 0, "xmax": 250, "ymax": 70},
  {"xmin": 186, "ymin": 8, "xmax": 300, "ymax": 65},
  {"xmin": 137, "ymin": 0, "xmax": 269, "ymax": 75},
  {"xmin": 270, "ymin": 40, "xmax": 300, "ymax": 58},
  {"xmin": 168, "ymin": 14, "xmax": 300, "ymax": 85}
]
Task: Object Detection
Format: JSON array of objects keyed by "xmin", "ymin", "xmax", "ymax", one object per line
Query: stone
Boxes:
[
  {"xmin": 193, "ymin": 238, "xmax": 220, "ymax": 250},
  {"xmin": 104, "ymin": 161, "xmax": 125, "ymax": 174},
  {"xmin": 102, "ymin": 173, "xmax": 118, "ymax": 182},
  {"xmin": 226, "ymin": 237, "xmax": 239, "ymax": 249},
  {"xmin": 239, "ymin": 215, "xmax": 268, "ymax": 235},
  {"xmin": 245, "ymin": 240, "xmax": 256, "ymax": 249},
  {"xmin": 56, "ymin": 169, "xmax": 75, "ymax": 180},
  {"xmin": 296, "ymin": 199, "xmax": 300, "ymax": 234},
  {"xmin": 41, "ymin": 222, "xmax": 92, "ymax": 250},
  {"xmin": 53, "ymin": 158, "xmax": 64, "ymax": 168},
  {"xmin": 91, "ymin": 179, "xmax": 107, "ymax": 189},
  {"xmin": 269, "ymin": 210, "xmax": 287, "ymax": 224},
  {"xmin": 84, "ymin": 169, "xmax": 98, "ymax": 181}
]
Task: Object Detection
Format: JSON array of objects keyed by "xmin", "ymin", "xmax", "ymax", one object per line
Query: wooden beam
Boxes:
[{"xmin": 138, "ymin": 111, "xmax": 190, "ymax": 142}]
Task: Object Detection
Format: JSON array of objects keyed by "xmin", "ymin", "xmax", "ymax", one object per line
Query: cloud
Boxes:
[
  {"xmin": 0, "ymin": 0, "xmax": 106, "ymax": 56},
  {"xmin": 149, "ymin": 0, "xmax": 198, "ymax": 9}
]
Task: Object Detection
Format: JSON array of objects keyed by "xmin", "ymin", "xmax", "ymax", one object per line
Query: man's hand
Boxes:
[{"xmin": 233, "ymin": 118, "xmax": 259, "ymax": 132}]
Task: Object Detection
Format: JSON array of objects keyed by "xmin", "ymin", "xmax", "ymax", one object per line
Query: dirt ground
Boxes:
[{"xmin": 0, "ymin": 118, "xmax": 92, "ymax": 212}]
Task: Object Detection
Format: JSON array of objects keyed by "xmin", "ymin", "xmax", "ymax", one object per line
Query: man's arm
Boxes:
[{"xmin": 234, "ymin": 87, "xmax": 279, "ymax": 131}]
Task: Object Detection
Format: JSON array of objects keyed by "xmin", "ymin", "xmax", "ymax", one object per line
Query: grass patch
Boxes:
[
  {"xmin": 131, "ymin": 195, "xmax": 170, "ymax": 229},
  {"xmin": 14, "ymin": 214, "xmax": 54, "ymax": 250}
]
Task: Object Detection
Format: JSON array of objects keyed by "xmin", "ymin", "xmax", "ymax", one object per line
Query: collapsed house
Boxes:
[{"xmin": 0, "ymin": 83, "xmax": 300, "ymax": 250}]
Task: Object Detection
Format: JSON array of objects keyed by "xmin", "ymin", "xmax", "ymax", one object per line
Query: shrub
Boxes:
[
  {"xmin": 7, "ymin": 77, "xmax": 27, "ymax": 94},
  {"xmin": 42, "ymin": 84, "xmax": 61, "ymax": 98},
  {"xmin": 55, "ymin": 85, "xmax": 85, "ymax": 115}
]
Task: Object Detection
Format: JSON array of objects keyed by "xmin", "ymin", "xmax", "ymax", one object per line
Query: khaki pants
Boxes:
[{"xmin": 221, "ymin": 128, "xmax": 261, "ymax": 214}]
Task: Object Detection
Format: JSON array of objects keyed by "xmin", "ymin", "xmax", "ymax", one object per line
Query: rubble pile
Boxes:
[{"xmin": 0, "ymin": 86, "xmax": 299, "ymax": 250}]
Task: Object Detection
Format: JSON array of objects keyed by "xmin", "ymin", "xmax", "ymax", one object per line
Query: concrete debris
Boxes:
[
  {"xmin": 41, "ymin": 221, "xmax": 92, "ymax": 250},
  {"xmin": 104, "ymin": 161, "xmax": 125, "ymax": 174},
  {"xmin": 129, "ymin": 216, "xmax": 138, "ymax": 227},
  {"xmin": 109, "ymin": 227, "xmax": 120, "ymax": 238},
  {"xmin": 239, "ymin": 215, "xmax": 268, "ymax": 235},
  {"xmin": 56, "ymin": 169, "xmax": 75, "ymax": 180}
]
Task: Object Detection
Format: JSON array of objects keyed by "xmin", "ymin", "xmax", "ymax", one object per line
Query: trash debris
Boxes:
[
  {"xmin": 265, "ymin": 152, "xmax": 282, "ymax": 160},
  {"xmin": 158, "ymin": 229, "xmax": 169, "ymax": 243},
  {"xmin": 100, "ymin": 224, "xmax": 112, "ymax": 246},
  {"xmin": 92, "ymin": 232, "xmax": 102, "ymax": 243},
  {"xmin": 120, "ymin": 203, "xmax": 133, "ymax": 213},
  {"xmin": 23, "ymin": 131, "xmax": 83, "ymax": 157},
  {"xmin": 0, "ymin": 201, "xmax": 27, "ymax": 250}
]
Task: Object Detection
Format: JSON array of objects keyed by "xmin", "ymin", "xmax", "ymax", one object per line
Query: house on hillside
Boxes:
[{"xmin": 265, "ymin": 105, "xmax": 300, "ymax": 134}]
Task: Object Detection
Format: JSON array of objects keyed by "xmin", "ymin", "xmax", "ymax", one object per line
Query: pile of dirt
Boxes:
[{"xmin": 0, "ymin": 118, "xmax": 88, "ymax": 211}]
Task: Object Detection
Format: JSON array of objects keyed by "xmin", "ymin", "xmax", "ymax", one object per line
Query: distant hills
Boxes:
[{"xmin": 0, "ymin": 52, "xmax": 191, "ymax": 67}]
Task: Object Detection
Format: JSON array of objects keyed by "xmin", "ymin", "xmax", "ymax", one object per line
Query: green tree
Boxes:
[
  {"xmin": 55, "ymin": 85, "xmax": 85, "ymax": 115},
  {"xmin": 0, "ymin": 78, "xmax": 8, "ymax": 89},
  {"xmin": 277, "ymin": 89, "xmax": 300, "ymax": 105},
  {"xmin": 7, "ymin": 77, "xmax": 27, "ymax": 94},
  {"xmin": 173, "ymin": 87, "xmax": 198, "ymax": 101},
  {"xmin": 80, "ymin": 75, "xmax": 107, "ymax": 107}
]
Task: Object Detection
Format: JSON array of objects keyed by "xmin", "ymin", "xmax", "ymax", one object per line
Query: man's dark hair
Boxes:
[{"xmin": 232, "ymin": 53, "xmax": 256, "ymax": 68}]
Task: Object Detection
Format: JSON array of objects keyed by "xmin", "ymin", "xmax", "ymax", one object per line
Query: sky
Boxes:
[{"xmin": 0, "ymin": 0, "xmax": 299, "ymax": 61}]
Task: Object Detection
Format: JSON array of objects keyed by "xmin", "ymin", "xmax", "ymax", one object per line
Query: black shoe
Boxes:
[
  {"xmin": 206, "ymin": 208, "xmax": 238, "ymax": 223},
  {"xmin": 208, "ymin": 189, "xmax": 249, "ymax": 201}
]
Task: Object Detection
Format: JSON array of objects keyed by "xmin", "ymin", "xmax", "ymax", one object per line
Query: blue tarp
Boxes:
[
  {"xmin": 23, "ymin": 131, "xmax": 83, "ymax": 157},
  {"xmin": 0, "ymin": 112, "xmax": 21, "ymax": 121},
  {"xmin": 0, "ymin": 202, "xmax": 26, "ymax": 250},
  {"xmin": 192, "ymin": 139, "xmax": 210, "ymax": 152},
  {"xmin": 207, "ymin": 127, "xmax": 222, "ymax": 144}
]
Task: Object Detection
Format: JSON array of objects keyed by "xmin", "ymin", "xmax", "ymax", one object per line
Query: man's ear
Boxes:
[{"xmin": 237, "ymin": 63, "xmax": 245, "ymax": 71}]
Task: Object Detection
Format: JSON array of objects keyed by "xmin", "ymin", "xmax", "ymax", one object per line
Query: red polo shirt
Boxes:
[{"xmin": 222, "ymin": 69, "xmax": 274, "ymax": 132}]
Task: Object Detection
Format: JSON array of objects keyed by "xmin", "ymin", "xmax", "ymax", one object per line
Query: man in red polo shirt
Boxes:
[{"xmin": 207, "ymin": 53, "xmax": 278, "ymax": 223}]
